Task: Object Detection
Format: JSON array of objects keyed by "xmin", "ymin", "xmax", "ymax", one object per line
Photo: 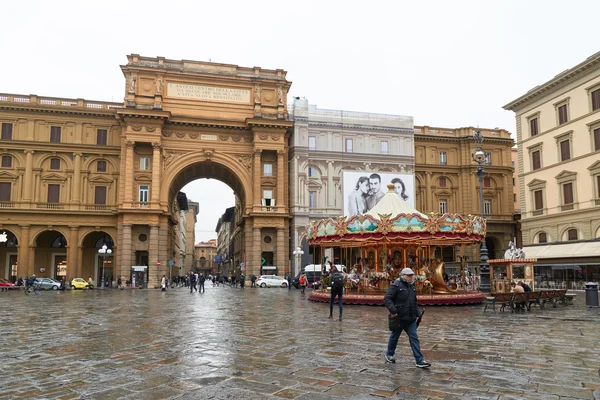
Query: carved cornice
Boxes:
[{"xmin": 125, "ymin": 140, "xmax": 135, "ymax": 148}]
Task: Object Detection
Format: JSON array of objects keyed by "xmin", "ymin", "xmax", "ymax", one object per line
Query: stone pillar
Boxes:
[
  {"xmin": 121, "ymin": 224, "xmax": 132, "ymax": 282},
  {"xmin": 277, "ymin": 149, "xmax": 285, "ymax": 209},
  {"xmin": 293, "ymin": 156, "xmax": 299, "ymax": 206},
  {"xmin": 77, "ymin": 246, "xmax": 83, "ymax": 278},
  {"xmin": 151, "ymin": 142, "xmax": 161, "ymax": 207},
  {"xmin": 253, "ymin": 226, "xmax": 261, "ymax": 277},
  {"xmin": 425, "ymin": 171, "xmax": 432, "ymax": 212},
  {"xmin": 72, "ymin": 153, "xmax": 82, "ymax": 204},
  {"xmin": 68, "ymin": 226, "xmax": 79, "ymax": 278},
  {"xmin": 159, "ymin": 223, "xmax": 169, "ymax": 275},
  {"xmin": 253, "ymin": 148, "xmax": 262, "ymax": 207},
  {"xmin": 17, "ymin": 225, "xmax": 30, "ymax": 278},
  {"xmin": 22, "ymin": 150, "xmax": 34, "ymax": 203},
  {"xmin": 149, "ymin": 224, "xmax": 159, "ymax": 287},
  {"xmin": 327, "ymin": 161, "xmax": 334, "ymax": 207},
  {"xmin": 276, "ymin": 227, "xmax": 285, "ymax": 274},
  {"xmin": 124, "ymin": 141, "xmax": 135, "ymax": 207}
]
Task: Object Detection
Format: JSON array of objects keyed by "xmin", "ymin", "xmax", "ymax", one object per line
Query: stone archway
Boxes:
[
  {"xmin": 32, "ymin": 230, "xmax": 68, "ymax": 279},
  {"xmin": 114, "ymin": 55, "xmax": 293, "ymax": 287}
]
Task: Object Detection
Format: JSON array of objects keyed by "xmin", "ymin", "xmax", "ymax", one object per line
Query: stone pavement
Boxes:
[{"xmin": 1, "ymin": 286, "xmax": 599, "ymax": 400}]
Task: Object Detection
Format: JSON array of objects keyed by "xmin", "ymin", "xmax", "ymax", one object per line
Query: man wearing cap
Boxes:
[{"xmin": 383, "ymin": 267, "xmax": 431, "ymax": 368}]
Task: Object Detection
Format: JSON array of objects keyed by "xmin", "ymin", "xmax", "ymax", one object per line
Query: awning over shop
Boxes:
[{"xmin": 524, "ymin": 241, "xmax": 600, "ymax": 260}]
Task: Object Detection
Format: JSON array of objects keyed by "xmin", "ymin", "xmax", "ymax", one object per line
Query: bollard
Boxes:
[{"xmin": 585, "ymin": 282, "xmax": 599, "ymax": 308}]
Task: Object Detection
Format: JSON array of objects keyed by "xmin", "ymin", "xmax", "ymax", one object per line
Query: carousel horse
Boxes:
[{"xmin": 428, "ymin": 260, "xmax": 457, "ymax": 294}]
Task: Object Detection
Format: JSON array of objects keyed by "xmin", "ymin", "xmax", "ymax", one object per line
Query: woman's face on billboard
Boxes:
[
  {"xmin": 393, "ymin": 182, "xmax": 403, "ymax": 195},
  {"xmin": 358, "ymin": 179, "xmax": 369, "ymax": 193}
]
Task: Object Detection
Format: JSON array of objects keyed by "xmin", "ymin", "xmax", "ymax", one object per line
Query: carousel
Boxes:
[{"xmin": 307, "ymin": 184, "xmax": 487, "ymax": 305}]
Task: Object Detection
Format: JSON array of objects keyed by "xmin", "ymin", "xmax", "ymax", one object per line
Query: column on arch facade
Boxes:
[
  {"xmin": 22, "ymin": 150, "xmax": 34, "ymax": 203},
  {"xmin": 253, "ymin": 148, "xmax": 262, "ymax": 207},
  {"xmin": 120, "ymin": 224, "xmax": 133, "ymax": 282},
  {"xmin": 68, "ymin": 226, "xmax": 79, "ymax": 278},
  {"xmin": 149, "ymin": 224, "xmax": 159, "ymax": 287},
  {"xmin": 151, "ymin": 142, "xmax": 162, "ymax": 207},
  {"xmin": 71, "ymin": 153, "xmax": 82, "ymax": 204},
  {"xmin": 124, "ymin": 141, "xmax": 135, "ymax": 207},
  {"xmin": 276, "ymin": 227, "xmax": 285, "ymax": 275},
  {"xmin": 277, "ymin": 149, "xmax": 285, "ymax": 209},
  {"xmin": 17, "ymin": 225, "xmax": 30, "ymax": 278},
  {"xmin": 253, "ymin": 226, "xmax": 261, "ymax": 277}
]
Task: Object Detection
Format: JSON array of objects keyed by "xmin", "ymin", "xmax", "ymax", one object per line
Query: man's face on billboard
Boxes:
[{"xmin": 369, "ymin": 178, "xmax": 380, "ymax": 194}]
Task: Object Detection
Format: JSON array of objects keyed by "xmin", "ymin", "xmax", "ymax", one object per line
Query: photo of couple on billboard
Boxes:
[{"xmin": 343, "ymin": 171, "xmax": 415, "ymax": 218}]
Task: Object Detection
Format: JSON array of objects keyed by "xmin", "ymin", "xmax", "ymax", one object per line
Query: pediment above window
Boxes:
[
  {"xmin": 554, "ymin": 170, "xmax": 577, "ymax": 180},
  {"xmin": 527, "ymin": 178, "xmax": 546, "ymax": 187},
  {"xmin": 89, "ymin": 175, "xmax": 114, "ymax": 184},
  {"xmin": 307, "ymin": 181, "xmax": 322, "ymax": 190},
  {"xmin": 0, "ymin": 171, "xmax": 18, "ymax": 181},
  {"xmin": 588, "ymin": 160, "xmax": 600, "ymax": 173},
  {"xmin": 41, "ymin": 173, "xmax": 67, "ymax": 182},
  {"xmin": 136, "ymin": 174, "xmax": 152, "ymax": 182}
]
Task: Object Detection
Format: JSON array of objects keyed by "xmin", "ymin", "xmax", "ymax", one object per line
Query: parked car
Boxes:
[
  {"xmin": 291, "ymin": 271, "xmax": 321, "ymax": 289},
  {"xmin": 256, "ymin": 275, "xmax": 288, "ymax": 288},
  {"xmin": 35, "ymin": 277, "xmax": 62, "ymax": 290},
  {"xmin": 0, "ymin": 278, "xmax": 16, "ymax": 289},
  {"xmin": 70, "ymin": 278, "xmax": 90, "ymax": 290}
]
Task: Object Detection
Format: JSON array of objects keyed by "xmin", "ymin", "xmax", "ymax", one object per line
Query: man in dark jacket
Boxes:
[
  {"xmin": 383, "ymin": 268, "xmax": 431, "ymax": 368},
  {"xmin": 328, "ymin": 266, "xmax": 345, "ymax": 321}
]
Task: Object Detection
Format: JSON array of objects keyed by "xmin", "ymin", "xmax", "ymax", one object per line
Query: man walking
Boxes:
[
  {"xmin": 383, "ymin": 268, "xmax": 431, "ymax": 368},
  {"xmin": 190, "ymin": 271, "xmax": 197, "ymax": 293},
  {"xmin": 328, "ymin": 266, "xmax": 345, "ymax": 321},
  {"xmin": 198, "ymin": 273, "xmax": 206, "ymax": 293}
]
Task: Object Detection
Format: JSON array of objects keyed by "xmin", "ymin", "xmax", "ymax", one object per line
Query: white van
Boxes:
[{"xmin": 303, "ymin": 264, "xmax": 346, "ymax": 273}]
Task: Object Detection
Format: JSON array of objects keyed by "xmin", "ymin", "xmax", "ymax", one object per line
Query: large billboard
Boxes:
[{"xmin": 342, "ymin": 171, "xmax": 416, "ymax": 217}]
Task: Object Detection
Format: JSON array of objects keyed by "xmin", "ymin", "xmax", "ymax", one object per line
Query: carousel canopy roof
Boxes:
[
  {"xmin": 308, "ymin": 185, "xmax": 486, "ymax": 246},
  {"xmin": 366, "ymin": 186, "xmax": 427, "ymax": 219}
]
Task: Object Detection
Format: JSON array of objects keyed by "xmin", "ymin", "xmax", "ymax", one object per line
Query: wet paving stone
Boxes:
[{"xmin": 1, "ymin": 287, "xmax": 600, "ymax": 399}]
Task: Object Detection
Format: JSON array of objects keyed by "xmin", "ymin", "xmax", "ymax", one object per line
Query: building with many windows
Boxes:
[
  {"xmin": 288, "ymin": 99, "xmax": 515, "ymax": 277},
  {"xmin": 504, "ymin": 51, "xmax": 600, "ymax": 286},
  {"xmin": 413, "ymin": 125, "xmax": 516, "ymax": 272},
  {"xmin": 194, "ymin": 239, "xmax": 217, "ymax": 275}
]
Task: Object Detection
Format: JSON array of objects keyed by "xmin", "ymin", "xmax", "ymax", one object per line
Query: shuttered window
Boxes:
[
  {"xmin": 97, "ymin": 129, "xmax": 107, "ymax": 146},
  {"xmin": 530, "ymin": 118, "xmax": 538, "ymax": 136},
  {"xmin": 50, "ymin": 126, "xmax": 61, "ymax": 143},
  {"xmin": 594, "ymin": 128, "xmax": 600, "ymax": 151},
  {"xmin": 0, "ymin": 182, "xmax": 10, "ymax": 201},
  {"xmin": 48, "ymin": 184, "xmax": 60, "ymax": 203},
  {"xmin": 1, "ymin": 155, "xmax": 11, "ymax": 168},
  {"xmin": 560, "ymin": 140, "xmax": 570, "ymax": 161},
  {"xmin": 483, "ymin": 177, "xmax": 491, "ymax": 188},
  {"xmin": 558, "ymin": 104, "xmax": 568, "ymax": 124},
  {"xmin": 1, "ymin": 123, "xmax": 12, "ymax": 140},
  {"xmin": 568, "ymin": 229, "xmax": 578, "ymax": 241},
  {"xmin": 97, "ymin": 160, "xmax": 107, "ymax": 172},
  {"xmin": 538, "ymin": 232, "xmax": 547, "ymax": 243},
  {"xmin": 592, "ymin": 89, "xmax": 600, "ymax": 111},
  {"xmin": 563, "ymin": 182, "xmax": 573, "ymax": 204},
  {"xmin": 532, "ymin": 151, "xmax": 541, "ymax": 170},
  {"xmin": 50, "ymin": 158, "xmax": 61, "ymax": 170},
  {"xmin": 439, "ymin": 177, "xmax": 446, "ymax": 187},
  {"xmin": 534, "ymin": 190, "xmax": 543, "ymax": 210},
  {"xmin": 95, "ymin": 186, "xmax": 107, "ymax": 205}
]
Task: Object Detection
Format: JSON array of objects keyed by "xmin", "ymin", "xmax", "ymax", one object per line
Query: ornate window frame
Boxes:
[
  {"xmin": 586, "ymin": 118, "xmax": 600, "ymax": 152},
  {"xmin": 585, "ymin": 81, "xmax": 600, "ymax": 112},
  {"xmin": 554, "ymin": 130, "xmax": 573, "ymax": 162},
  {"xmin": 527, "ymin": 178, "xmax": 546, "ymax": 216},
  {"xmin": 527, "ymin": 142, "xmax": 543, "ymax": 171},
  {"xmin": 526, "ymin": 111, "xmax": 541, "ymax": 137},
  {"xmin": 588, "ymin": 160, "xmax": 600, "ymax": 206},
  {"xmin": 555, "ymin": 170, "xmax": 577, "ymax": 211},
  {"xmin": 553, "ymin": 97, "xmax": 570, "ymax": 126}
]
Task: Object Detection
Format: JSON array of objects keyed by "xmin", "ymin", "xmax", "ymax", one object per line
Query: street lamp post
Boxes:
[
  {"xmin": 292, "ymin": 246, "xmax": 304, "ymax": 277},
  {"xmin": 98, "ymin": 244, "xmax": 112, "ymax": 289},
  {"xmin": 472, "ymin": 130, "xmax": 490, "ymax": 293}
]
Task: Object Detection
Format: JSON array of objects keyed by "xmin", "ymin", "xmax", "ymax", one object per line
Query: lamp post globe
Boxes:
[
  {"xmin": 472, "ymin": 130, "xmax": 490, "ymax": 294},
  {"xmin": 98, "ymin": 245, "xmax": 112, "ymax": 289},
  {"xmin": 293, "ymin": 247, "xmax": 304, "ymax": 276}
]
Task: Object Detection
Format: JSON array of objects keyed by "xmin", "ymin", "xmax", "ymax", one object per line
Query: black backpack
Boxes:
[{"xmin": 331, "ymin": 272, "xmax": 344, "ymax": 289}]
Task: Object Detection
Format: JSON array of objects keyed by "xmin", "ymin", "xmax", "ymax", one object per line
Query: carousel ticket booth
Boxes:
[{"xmin": 489, "ymin": 259, "xmax": 537, "ymax": 294}]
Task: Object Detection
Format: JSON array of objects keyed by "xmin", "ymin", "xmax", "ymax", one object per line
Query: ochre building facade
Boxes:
[{"xmin": 0, "ymin": 54, "xmax": 291, "ymax": 287}]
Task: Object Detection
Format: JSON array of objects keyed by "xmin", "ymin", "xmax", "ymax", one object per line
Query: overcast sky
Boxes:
[{"xmin": 2, "ymin": 0, "xmax": 599, "ymax": 241}]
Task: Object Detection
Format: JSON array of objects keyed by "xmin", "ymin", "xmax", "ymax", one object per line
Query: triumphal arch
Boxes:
[{"xmin": 116, "ymin": 55, "xmax": 291, "ymax": 286}]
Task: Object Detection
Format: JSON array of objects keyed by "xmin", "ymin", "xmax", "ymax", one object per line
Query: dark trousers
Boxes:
[
  {"xmin": 329, "ymin": 288, "xmax": 343, "ymax": 316},
  {"xmin": 190, "ymin": 282, "xmax": 197, "ymax": 292},
  {"xmin": 199, "ymin": 282, "xmax": 205, "ymax": 293},
  {"xmin": 386, "ymin": 320, "xmax": 424, "ymax": 363}
]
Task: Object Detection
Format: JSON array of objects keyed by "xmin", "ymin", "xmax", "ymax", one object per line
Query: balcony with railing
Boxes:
[{"xmin": 0, "ymin": 93, "xmax": 123, "ymax": 111}]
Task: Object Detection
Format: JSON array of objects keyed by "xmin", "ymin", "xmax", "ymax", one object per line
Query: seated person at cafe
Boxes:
[
  {"xmin": 519, "ymin": 281, "xmax": 532, "ymax": 292},
  {"xmin": 511, "ymin": 282, "xmax": 524, "ymax": 293}
]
